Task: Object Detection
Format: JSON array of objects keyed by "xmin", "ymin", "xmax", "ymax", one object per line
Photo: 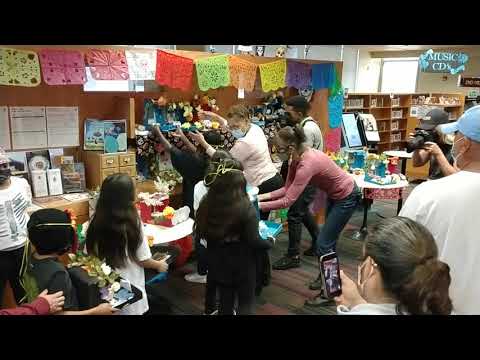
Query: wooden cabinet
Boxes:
[{"xmin": 84, "ymin": 151, "xmax": 137, "ymax": 190}]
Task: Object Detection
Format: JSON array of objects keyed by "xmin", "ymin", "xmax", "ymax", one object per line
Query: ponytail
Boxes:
[
  {"xmin": 397, "ymin": 259, "xmax": 453, "ymax": 315},
  {"xmin": 277, "ymin": 125, "xmax": 307, "ymax": 148},
  {"xmin": 365, "ymin": 217, "xmax": 453, "ymax": 315}
]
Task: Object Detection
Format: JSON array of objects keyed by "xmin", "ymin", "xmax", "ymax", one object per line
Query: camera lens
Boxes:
[{"xmin": 406, "ymin": 135, "xmax": 425, "ymax": 153}]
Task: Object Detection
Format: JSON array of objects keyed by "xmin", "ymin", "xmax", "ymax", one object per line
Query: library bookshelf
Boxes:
[{"xmin": 343, "ymin": 93, "xmax": 465, "ymax": 180}]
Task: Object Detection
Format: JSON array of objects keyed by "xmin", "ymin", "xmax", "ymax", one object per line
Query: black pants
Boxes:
[
  {"xmin": 257, "ymin": 173, "xmax": 284, "ymax": 221},
  {"xmin": 0, "ymin": 246, "xmax": 26, "ymax": 305},
  {"xmin": 195, "ymin": 234, "xmax": 208, "ymax": 276},
  {"xmin": 206, "ymin": 276, "xmax": 256, "ymax": 315},
  {"xmin": 287, "ymin": 185, "xmax": 319, "ymax": 256}
]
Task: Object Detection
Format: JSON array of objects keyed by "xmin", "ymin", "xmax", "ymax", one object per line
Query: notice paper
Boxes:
[
  {"xmin": 0, "ymin": 107, "xmax": 11, "ymax": 150},
  {"xmin": 10, "ymin": 106, "xmax": 48, "ymax": 149},
  {"xmin": 46, "ymin": 107, "xmax": 79, "ymax": 147}
]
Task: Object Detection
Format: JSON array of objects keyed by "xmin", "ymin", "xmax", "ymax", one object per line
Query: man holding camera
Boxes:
[
  {"xmin": 410, "ymin": 108, "xmax": 457, "ymax": 179},
  {"xmin": 400, "ymin": 105, "xmax": 480, "ymax": 314}
]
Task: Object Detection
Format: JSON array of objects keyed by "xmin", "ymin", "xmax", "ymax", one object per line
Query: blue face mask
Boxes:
[{"xmin": 231, "ymin": 129, "xmax": 246, "ymax": 139}]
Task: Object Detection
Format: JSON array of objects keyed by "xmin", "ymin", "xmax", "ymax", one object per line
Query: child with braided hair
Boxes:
[{"xmin": 194, "ymin": 157, "xmax": 273, "ymax": 315}]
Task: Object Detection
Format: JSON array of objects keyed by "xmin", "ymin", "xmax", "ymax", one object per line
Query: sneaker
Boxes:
[
  {"xmin": 272, "ymin": 256, "xmax": 301, "ymax": 270},
  {"xmin": 309, "ymin": 275, "xmax": 323, "ymax": 291},
  {"xmin": 305, "ymin": 291, "xmax": 333, "ymax": 307},
  {"xmin": 184, "ymin": 272, "xmax": 207, "ymax": 284},
  {"xmin": 303, "ymin": 247, "xmax": 316, "ymax": 257}
]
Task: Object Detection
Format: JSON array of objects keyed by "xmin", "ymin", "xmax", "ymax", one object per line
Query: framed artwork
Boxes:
[
  {"xmin": 84, "ymin": 119, "xmax": 105, "ymax": 151},
  {"xmin": 26, "ymin": 150, "xmax": 51, "ymax": 172},
  {"xmin": 6, "ymin": 151, "xmax": 27, "ymax": 174},
  {"xmin": 104, "ymin": 120, "xmax": 127, "ymax": 153}
]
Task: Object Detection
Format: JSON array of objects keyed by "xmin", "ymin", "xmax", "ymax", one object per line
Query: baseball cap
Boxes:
[
  {"xmin": 418, "ymin": 108, "xmax": 449, "ymax": 130},
  {"xmin": 0, "ymin": 147, "xmax": 9, "ymax": 165},
  {"xmin": 438, "ymin": 105, "xmax": 480, "ymax": 142}
]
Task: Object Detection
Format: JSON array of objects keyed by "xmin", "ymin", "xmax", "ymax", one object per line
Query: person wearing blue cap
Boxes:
[{"xmin": 400, "ymin": 105, "xmax": 480, "ymax": 314}]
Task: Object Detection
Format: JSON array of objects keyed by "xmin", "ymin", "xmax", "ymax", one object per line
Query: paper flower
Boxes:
[
  {"xmin": 101, "ymin": 263, "xmax": 112, "ymax": 276},
  {"xmin": 111, "ymin": 282, "xmax": 121, "ymax": 293},
  {"xmin": 162, "ymin": 206, "xmax": 175, "ymax": 220}
]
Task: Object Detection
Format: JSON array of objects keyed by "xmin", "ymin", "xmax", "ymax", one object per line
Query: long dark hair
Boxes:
[
  {"xmin": 365, "ymin": 217, "xmax": 452, "ymax": 315},
  {"xmin": 194, "ymin": 157, "xmax": 251, "ymax": 243},
  {"xmin": 86, "ymin": 174, "xmax": 142, "ymax": 269}
]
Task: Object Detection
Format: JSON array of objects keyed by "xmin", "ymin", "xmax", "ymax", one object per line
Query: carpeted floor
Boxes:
[{"xmin": 145, "ymin": 184, "xmax": 417, "ymax": 315}]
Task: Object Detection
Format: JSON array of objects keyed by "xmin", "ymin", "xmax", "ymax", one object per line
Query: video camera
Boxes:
[{"xmin": 406, "ymin": 129, "xmax": 438, "ymax": 153}]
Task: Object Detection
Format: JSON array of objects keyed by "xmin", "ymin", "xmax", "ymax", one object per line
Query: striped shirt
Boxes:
[{"xmin": 0, "ymin": 177, "xmax": 32, "ymax": 251}]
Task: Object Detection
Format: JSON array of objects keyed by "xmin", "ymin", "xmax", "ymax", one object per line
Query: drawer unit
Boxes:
[{"xmin": 84, "ymin": 151, "xmax": 137, "ymax": 190}]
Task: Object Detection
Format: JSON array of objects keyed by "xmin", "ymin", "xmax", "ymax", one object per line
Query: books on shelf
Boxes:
[{"xmin": 344, "ymin": 98, "xmax": 364, "ymax": 109}]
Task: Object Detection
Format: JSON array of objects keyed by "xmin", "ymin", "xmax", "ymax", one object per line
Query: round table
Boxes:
[
  {"xmin": 143, "ymin": 218, "xmax": 194, "ymax": 245},
  {"xmin": 350, "ymin": 174, "xmax": 409, "ymax": 240},
  {"xmin": 383, "ymin": 150, "xmax": 413, "ymax": 212}
]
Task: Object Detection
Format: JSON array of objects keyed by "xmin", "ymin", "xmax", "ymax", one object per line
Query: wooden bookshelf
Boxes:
[{"xmin": 344, "ymin": 92, "xmax": 465, "ymax": 180}]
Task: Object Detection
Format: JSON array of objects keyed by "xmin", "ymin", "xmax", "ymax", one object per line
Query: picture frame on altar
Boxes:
[
  {"xmin": 6, "ymin": 151, "xmax": 27, "ymax": 174},
  {"xmin": 84, "ymin": 119, "xmax": 105, "ymax": 151},
  {"xmin": 104, "ymin": 120, "xmax": 127, "ymax": 154}
]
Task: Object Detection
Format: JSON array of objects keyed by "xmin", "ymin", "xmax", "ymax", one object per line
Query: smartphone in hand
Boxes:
[{"xmin": 319, "ymin": 252, "xmax": 342, "ymax": 299}]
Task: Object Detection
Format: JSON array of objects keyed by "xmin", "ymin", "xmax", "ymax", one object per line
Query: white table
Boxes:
[
  {"xmin": 383, "ymin": 150, "xmax": 413, "ymax": 211},
  {"xmin": 349, "ymin": 173, "xmax": 410, "ymax": 240},
  {"xmin": 143, "ymin": 218, "xmax": 194, "ymax": 245}
]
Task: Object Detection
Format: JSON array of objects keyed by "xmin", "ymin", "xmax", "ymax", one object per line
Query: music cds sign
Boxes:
[{"xmin": 419, "ymin": 49, "xmax": 469, "ymax": 74}]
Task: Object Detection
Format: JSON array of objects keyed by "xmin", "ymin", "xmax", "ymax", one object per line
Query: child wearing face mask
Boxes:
[
  {"xmin": 335, "ymin": 217, "xmax": 453, "ymax": 315},
  {"xmin": 0, "ymin": 147, "xmax": 32, "ymax": 306}
]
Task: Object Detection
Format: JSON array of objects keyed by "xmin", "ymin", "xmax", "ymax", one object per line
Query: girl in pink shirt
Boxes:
[{"xmin": 258, "ymin": 126, "xmax": 361, "ymax": 306}]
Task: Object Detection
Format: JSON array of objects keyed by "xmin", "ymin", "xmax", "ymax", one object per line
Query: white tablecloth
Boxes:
[
  {"xmin": 351, "ymin": 173, "xmax": 409, "ymax": 190},
  {"xmin": 143, "ymin": 218, "xmax": 194, "ymax": 245}
]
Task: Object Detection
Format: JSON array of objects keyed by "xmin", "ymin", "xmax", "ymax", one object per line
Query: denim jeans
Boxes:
[
  {"xmin": 287, "ymin": 185, "xmax": 319, "ymax": 256},
  {"xmin": 315, "ymin": 184, "xmax": 362, "ymax": 257}
]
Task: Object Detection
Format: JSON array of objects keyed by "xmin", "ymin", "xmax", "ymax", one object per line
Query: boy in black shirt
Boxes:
[{"xmin": 27, "ymin": 209, "xmax": 116, "ymax": 315}]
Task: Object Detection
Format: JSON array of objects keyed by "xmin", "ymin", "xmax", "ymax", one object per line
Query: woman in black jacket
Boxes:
[{"xmin": 194, "ymin": 158, "xmax": 273, "ymax": 315}]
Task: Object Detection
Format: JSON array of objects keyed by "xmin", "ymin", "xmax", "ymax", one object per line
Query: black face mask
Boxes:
[{"xmin": 0, "ymin": 168, "xmax": 11, "ymax": 184}]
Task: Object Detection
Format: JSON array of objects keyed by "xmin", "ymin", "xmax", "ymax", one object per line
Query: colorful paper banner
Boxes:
[
  {"xmin": 312, "ymin": 63, "xmax": 335, "ymax": 90},
  {"xmin": 0, "ymin": 47, "xmax": 41, "ymax": 87},
  {"xmin": 155, "ymin": 50, "xmax": 194, "ymax": 91},
  {"xmin": 286, "ymin": 60, "xmax": 311, "ymax": 89},
  {"xmin": 195, "ymin": 54, "xmax": 230, "ymax": 91},
  {"xmin": 259, "ymin": 59, "xmax": 287, "ymax": 92},
  {"xmin": 325, "ymin": 127, "xmax": 342, "ymax": 152},
  {"xmin": 229, "ymin": 55, "xmax": 258, "ymax": 92},
  {"xmin": 125, "ymin": 49, "xmax": 156, "ymax": 80},
  {"xmin": 85, "ymin": 49, "xmax": 129, "ymax": 80},
  {"xmin": 39, "ymin": 49, "xmax": 86, "ymax": 85}
]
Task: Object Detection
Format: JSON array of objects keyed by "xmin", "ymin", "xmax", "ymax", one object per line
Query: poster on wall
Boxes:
[
  {"xmin": 46, "ymin": 107, "xmax": 79, "ymax": 147},
  {"xmin": 104, "ymin": 120, "xmax": 127, "ymax": 154},
  {"xmin": 84, "ymin": 119, "xmax": 105, "ymax": 151},
  {"xmin": 10, "ymin": 106, "xmax": 48, "ymax": 150}
]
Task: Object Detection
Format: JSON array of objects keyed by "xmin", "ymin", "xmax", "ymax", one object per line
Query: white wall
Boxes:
[{"xmin": 354, "ymin": 47, "xmax": 480, "ymax": 94}]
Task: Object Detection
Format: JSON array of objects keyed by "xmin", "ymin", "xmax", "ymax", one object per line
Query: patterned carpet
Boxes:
[{"xmin": 145, "ymin": 184, "xmax": 417, "ymax": 315}]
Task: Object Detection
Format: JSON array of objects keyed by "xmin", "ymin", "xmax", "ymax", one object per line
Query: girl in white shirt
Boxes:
[
  {"xmin": 336, "ymin": 217, "xmax": 453, "ymax": 315},
  {"xmin": 86, "ymin": 174, "xmax": 168, "ymax": 315}
]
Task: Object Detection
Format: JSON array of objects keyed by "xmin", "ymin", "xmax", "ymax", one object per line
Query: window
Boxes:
[
  {"xmin": 380, "ymin": 58, "xmax": 419, "ymax": 93},
  {"xmin": 83, "ymin": 67, "xmax": 144, "ymax": 92}
]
